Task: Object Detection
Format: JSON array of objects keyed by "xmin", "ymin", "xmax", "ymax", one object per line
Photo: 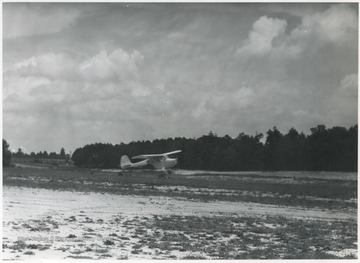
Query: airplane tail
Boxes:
[{"xmin": 120, "ymin": 155, "xmax": 132, "ymax": 169}]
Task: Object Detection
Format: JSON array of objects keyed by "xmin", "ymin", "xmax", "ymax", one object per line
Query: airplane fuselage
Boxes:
[
  {"xmin": 120, "ymin": 150, "xmax": 181, "ymax": 173},
  {"xmin": 148, "ymin": 157, "xmax": 177, "ymax": 170}
]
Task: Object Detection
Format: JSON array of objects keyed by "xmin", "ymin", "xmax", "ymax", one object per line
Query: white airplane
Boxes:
[{"xmin": 120, "ymin": 150, "xmax": 182, "ymax": 176}]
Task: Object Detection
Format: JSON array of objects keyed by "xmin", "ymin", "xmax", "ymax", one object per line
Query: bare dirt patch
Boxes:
[{"xmin": 3, "ymin": 185, "xmax": 357, "ymax": 260}]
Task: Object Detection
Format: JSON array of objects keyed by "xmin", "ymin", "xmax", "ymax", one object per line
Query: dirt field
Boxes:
[{"xmin": 2, "ymin": 166, "xmax": 357, "ymax": 259}]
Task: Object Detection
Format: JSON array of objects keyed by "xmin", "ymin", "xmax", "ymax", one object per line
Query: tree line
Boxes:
[
  {"xmin": 2, "ymin": 141, "xmax": 69, "ymax": 167},
  {"xmin": 11, "ymin": 147, "xmax": 68, "ymax": 159},
  {"xmin": 3, "ymin": 139, "xmax": 12, "ymax": 167},
  {"xmin": 70, "ymin": 124, "xmax": 357, "ymax": 172}
]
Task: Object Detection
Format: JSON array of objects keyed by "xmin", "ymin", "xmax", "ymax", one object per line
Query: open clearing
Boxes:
[{"xmin": 2, "ymin": 166, "xmax": 357, "ymax": 259}]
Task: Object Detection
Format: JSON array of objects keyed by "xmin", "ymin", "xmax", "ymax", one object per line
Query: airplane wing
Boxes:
[
  {"xmin": 132, "ymin": 150, "xmax": 182, "ymax": 159},
  {"xmin": 162, "ymin": 150, "xmax": 182, "ymax": 156}
]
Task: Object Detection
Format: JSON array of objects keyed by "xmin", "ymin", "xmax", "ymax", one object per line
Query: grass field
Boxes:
[{"xmin": 2, "ymin": 165, "xmax": 358, "ymax": 259}]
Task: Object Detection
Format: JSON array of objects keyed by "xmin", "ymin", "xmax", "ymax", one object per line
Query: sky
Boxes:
[{"xmin": 3, "ymin": 2, "xmax": 358, "ymax": 154}]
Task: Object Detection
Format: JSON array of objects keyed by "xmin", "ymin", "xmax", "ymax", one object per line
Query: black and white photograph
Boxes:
[{"xmin": 2, "ymin": 2, "xmax": 358, "ymax": 260}]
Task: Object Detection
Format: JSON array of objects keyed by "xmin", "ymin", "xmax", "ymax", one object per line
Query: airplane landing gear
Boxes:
[{"xmin": 158, "ymin": 169, "xmax": 173, "ymax": 178}]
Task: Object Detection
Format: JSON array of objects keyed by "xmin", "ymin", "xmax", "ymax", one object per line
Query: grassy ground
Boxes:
[{"xmin": 3, "ymin": 166, "xmax": 357, "ymax": 210}]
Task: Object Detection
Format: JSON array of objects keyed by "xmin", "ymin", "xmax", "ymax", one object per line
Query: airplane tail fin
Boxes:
[{"xmin": 120, "ymin": 155, "xmax": 132, "ymax": 169}]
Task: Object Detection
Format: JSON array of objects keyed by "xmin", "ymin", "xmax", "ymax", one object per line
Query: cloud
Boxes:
[
  {"xmin": 237, "ymin": 4, "xmax": 357, "ymax": 59},
  {"xmin": 3, "ymin": 3, "xmax": 82, "ymax": 39},
  {"xmin": 5, "ymin": 48, "xmax": 145, "ymax": 103},
  {"xmin": 321, "ymin": 73, "xmax": 358, "ymax": 127},
  {"xmin": 236, "ymin": 16, "xmax": 287, "ymax": 56},
  {"xmin": 3, "ymin": 75, "xmax": 50, "ymax": 99},
  {"xmin": 13, "ymin": 53, "xmax": 78, "ymax": 80},
  {"xmin": 337, "ymin": 73, "xmax": 358, "ymax": 98},
  {"xmin": 10, "ymin": 48, "xmax": 144, "ymax": 83},
  {"xmin": 3, "ymin": 47, "xmax": 148, "ymax": 153},
  {"xmin": 292, "ymin": 4, "xmax": 357, "ymax": 45},
  {"xmin": 188, "ymin": 87, "xmax": 258, "ymax": 135},
  {"xmin": 80, "ymin": 49, "xmax": 144, "ymax": 82},
  {"xmin": 210, "ymin": 87, "xmax": 257, "ymax": 112}
]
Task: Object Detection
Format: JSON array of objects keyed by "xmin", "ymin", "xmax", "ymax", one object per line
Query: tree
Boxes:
[
  {"xmin": 15, "ymin": 148, "xmax": 25, "ymax": 157},
  {"xmin": 60, "ymin": 148, "xmax": 66, "ymax": 158},
  {"xmin": 280, "ymin": 128, "xmax": 301, "ymax": 170},
  {"xmin": 346, "ymin": 125, "xmax": 358, "ymax": 171},
  {"xmin": 49, "ymin": 152, "xmax": 57, "ymax": 159},
  {"xmin": 3, "ymin": 139, "xmax": 12, "ymax": 167},
  {"xmin": 307, "ymin": 124, "xmax": 330, "ymax": 171},
  {"xmin": 235, "ymin": 132, "xmax": 263, "ymax": 170},
  {"xmin": 264, "ymin": 127, "xmax": 283, "ymax": 170},
  {"xmin": 72, "ymin": 148, "xmax": 84, "ymax": 166}
]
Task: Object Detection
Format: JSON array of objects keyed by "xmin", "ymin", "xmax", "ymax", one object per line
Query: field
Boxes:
[{"xmin": 2, "ymin": 165, "xmax": 358, "ymax": 259}]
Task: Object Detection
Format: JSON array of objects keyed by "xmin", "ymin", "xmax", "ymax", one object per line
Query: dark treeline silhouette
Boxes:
[
  {"xmin": 3, "ymin": 139, "xmax": 12, "ymax": 167},
  {"xmin": 71, "ymin": 124, "xmax": 357, "ymax": 172},
  {"xmin": 12, "ymin": 147, "xmax": 67, "ymax": 159}
]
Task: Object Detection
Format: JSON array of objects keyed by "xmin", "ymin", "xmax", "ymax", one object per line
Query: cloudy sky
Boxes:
[{"xmin": 3, "ymin": 3, "xmax": 358, "ymax": 154}]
